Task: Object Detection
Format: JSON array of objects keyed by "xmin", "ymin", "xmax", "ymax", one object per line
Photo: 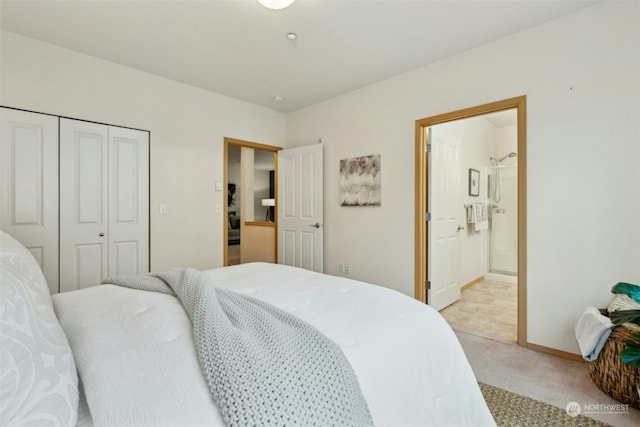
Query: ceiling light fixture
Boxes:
[
  {"xmin": 256, "ymin": 0, "xmax": 296, "ymax": 10},
  {"xmin": 287, "ymin": 32, "xmax": 298, "ymax": 41},
  {"xmin": 272, "ymin": 96, "xmax": 285, "ymax": 103}
]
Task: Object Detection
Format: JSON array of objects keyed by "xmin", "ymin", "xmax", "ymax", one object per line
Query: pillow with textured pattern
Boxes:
[{"xmin": 0, "ymin": 231, "xmax": 78, "ymax": 426}]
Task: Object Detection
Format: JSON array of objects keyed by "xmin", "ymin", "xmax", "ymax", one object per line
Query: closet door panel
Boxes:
[
  {"xmin": 108, "ymin": 126, "xmax": 149, "ymax": 276},
  {"xmin": 59, "ymin": 118, "xmax": 109, "ymax": 292},
  {"xmin": 0, "ymin": 108, "xmax": 59, "ymax": 294}
]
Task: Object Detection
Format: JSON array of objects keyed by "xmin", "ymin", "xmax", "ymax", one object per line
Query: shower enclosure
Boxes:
[{"xmin": 487, "ymin": 152, "xmax": 518, "ymax": 280}]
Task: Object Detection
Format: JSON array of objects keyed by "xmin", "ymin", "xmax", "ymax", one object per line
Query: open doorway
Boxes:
[
  {"xmin": 414, "ymin": 96, "xmax": 527, "ymax": 346},
  {"xmin": 223, "ymin": 137, "xmax": 281, "ymax": 267}
]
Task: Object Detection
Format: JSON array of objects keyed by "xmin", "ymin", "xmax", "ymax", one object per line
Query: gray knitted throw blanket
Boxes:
[{"xmin": 104, "ymin": 268, "xmax": 373, "ymax": 427}]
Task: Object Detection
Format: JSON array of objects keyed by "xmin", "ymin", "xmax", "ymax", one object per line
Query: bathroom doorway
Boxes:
[{"xmin": 414, "ymin": 96, "xmax": 527, "ymax": 346}]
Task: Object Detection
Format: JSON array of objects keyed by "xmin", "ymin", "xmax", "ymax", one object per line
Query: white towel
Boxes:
[
  {"xmin": 472, "ymin": 203, "xmax": 488, "ymax": 231},
  {"xmin": 467, "ymin": 205, "xmax": 477, "ymax": 224},
  {"xmin": 574, "ymin": 306, "xmax": 614, "ymax": 361}
]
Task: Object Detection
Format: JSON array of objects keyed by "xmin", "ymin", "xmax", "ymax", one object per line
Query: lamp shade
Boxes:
[
  {"xmin": 262, "ymin": 198, "xmax": 276, "ymax": 207},
  {"xmin": 256, "ymin": 0, "xmax": 295, "ymax": 10}
]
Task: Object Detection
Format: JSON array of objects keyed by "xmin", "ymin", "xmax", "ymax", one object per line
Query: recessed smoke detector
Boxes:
[
  {"xmin": 287, "ymin": 32, "xmax": 298, "ymax": 40},
  {"xmin": 272, "ymin": 96, "xmax": 285, "ymax": 103}
]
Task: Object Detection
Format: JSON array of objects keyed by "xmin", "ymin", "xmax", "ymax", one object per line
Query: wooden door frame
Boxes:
[
  {"xmin": 223, "ymin": 137, "xmax": 282, "ymax": 266},
  {"xmin": 414, "ymin": 96, "xmax": 527, "ymax": 346}
]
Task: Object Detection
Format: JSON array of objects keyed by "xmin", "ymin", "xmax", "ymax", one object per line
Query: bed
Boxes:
[{"xmin": 0, "ymin": 230, "xmax": 495, "ymax": 427}]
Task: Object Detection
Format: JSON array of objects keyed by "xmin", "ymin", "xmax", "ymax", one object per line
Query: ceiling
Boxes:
[{"xmin": 0, "ymin": 0, "xmax": 597, "ymax": 113}]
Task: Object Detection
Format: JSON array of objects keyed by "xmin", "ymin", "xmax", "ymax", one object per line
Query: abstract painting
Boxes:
[{"xmin": 339, "ymin": 154, "xmax": 381, "ymax": 206}]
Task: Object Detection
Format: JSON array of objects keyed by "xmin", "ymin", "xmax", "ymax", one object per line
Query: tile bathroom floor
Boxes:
[{"xmin": 439, "ymin": 279, "xmax": 517, "ymax": 342}]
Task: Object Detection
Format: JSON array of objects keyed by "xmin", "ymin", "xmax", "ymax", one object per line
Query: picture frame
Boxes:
[
  {"xmin": 468, "ymin": 168, "xmax": 480, "ymax": 197},
  {"xmin": 339, "ymin": 154, "xmax": 381, "ymax": 206}
]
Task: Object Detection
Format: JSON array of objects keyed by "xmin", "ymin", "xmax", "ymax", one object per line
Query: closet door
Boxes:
[
  {"xmin": 108, "ymin": 126, "xmax": 149, "ymax": 276},
  {"xmin": 59, "ymin": 119, "xmax": 109, "ymax": 292},
  {"xmin": 0, "ymin": 108, "xmax": 59, "ymax": 294}
]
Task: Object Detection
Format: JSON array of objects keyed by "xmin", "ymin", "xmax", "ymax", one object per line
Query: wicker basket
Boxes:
[{"xmin": 586, "ymin": 311, "xmax": 640, "ymax": 409}]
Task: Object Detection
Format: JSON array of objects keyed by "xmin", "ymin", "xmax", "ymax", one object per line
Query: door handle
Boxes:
[
  {"xmin": 99, "ymin": 233, "xmax": 105, "ymax": 237},
  {"xmin": 309, "ymin": 223, "xmax": 321, "ymax": 229},
  {"xmin": 457, "ymin": 226, "xmax": 464, "ymax": 231}
]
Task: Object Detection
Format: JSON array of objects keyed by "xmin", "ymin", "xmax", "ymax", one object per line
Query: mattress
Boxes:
[{"xmin": 53, "ymin": 262, "xmax": 495, "ymax": 427}]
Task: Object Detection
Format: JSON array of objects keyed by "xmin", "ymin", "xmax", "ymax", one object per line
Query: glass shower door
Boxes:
[{"xmin": 489, "ymin": 165, "xmax": 518, "ymax": 275}]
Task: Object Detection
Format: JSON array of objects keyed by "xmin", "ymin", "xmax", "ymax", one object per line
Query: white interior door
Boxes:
[
  {"xmin": 428, "ymin": 127, "xmax": 462, "ymax": 311},
  {"xmin": 108, "ymin": 126, "xmax": 149, "ymax": 276},
  {"xmin": 0, "ymin": 108, "xmax": 59, "ymax": 294},
  {"xmin": 278, "ymin": 144, "xmax": 323, "ymax": 272},
  {"xmin": 60, "ymin": 119, "xmax": 109, "ymax": 291}
]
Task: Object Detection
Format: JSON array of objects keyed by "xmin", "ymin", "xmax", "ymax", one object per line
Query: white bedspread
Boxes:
[{"xmin": 53, "ymin": 262, "xmax": 494, "ymax": 427}]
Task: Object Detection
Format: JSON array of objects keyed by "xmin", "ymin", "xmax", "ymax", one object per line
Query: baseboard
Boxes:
[
  {"xmin": 461, "ymin": 276, "xmax": 484, "ymax": 292},
  {"xmin": 525, "ymin": 342, "xmax": 584, "ymax": 363}
]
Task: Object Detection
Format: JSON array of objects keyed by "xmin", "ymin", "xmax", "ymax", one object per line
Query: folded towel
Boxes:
[
  {"xmin": 471, "ymin": 203, "xmax": 488, "ymax": 231},
  {"xmin": 574, "ymin": 306, "xmax": 614, "ymax": 361},
  {"xmin": 467, "ymin": 205, "xmax": 477, "ymax": 224}
]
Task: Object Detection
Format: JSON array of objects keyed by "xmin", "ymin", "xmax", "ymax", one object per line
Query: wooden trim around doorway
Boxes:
[{"xmin": 414, "ymin": 96, "xmax": 527, "ymax": 346}]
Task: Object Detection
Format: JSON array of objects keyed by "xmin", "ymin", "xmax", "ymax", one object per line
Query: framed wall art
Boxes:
[
  {"xmin": 468, "ymin": 168, "xmax": 480, "ymax": 197},
  {"xmin": 339, "ymin": 154, "xmax": 381, "ymax": 206}
]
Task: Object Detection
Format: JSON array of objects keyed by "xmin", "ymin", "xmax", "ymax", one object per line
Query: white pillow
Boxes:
[{"xmin": 0, "ymin": 231, "xmax": 78, "ymax": 426}]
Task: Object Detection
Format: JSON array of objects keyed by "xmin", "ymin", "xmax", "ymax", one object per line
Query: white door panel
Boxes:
[
  {"xmin": 60, "ymin": 120, "xmax": 149, "ymax": 291},
  {"xmin": 278, "ymin": 144, "xmax": 323, "ymax": 272},
  {"xmin": 428, "ymin": 128, "xmax": 462, "ymax": 311},
  {"xmin": 74, "ymin": 243, "xmax": 105, "ymax": 286},
  {"xmin": 0, "ymin": 108, "xmax": 59, "ymax": 293},
  {"xmin": 2, "ymin": 110, "xmax": 149, "ymax": 293},
  {"xmin": 60, "ymin": 119, "xmax": 109, "ymax": 291},
  {"xmin": 108, "ymin": 126, "xmax": 149, "ymax": 276}
]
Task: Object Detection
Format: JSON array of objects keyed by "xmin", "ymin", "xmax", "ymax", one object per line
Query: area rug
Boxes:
[{"xmin": 479, "ymin": 382, "xmax": 612, "ymax": 427}]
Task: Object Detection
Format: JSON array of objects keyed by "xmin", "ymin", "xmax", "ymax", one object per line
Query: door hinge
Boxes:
[
  {"xmin": 425, "ymin": 143, "xmax": 431, "ymax": 153},
  {"xmin": 425, "ymin": 280, "xmax": 431, "ymax": 290},
  {"xmin": 425, "ymin": 212, "xmax": 431, "ymax": 221}
]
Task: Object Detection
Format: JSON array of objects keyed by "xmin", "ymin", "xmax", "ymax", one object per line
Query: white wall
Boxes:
[
  {"xmin": 286, "ymin": 1, "xmax": 640, "ymax": 353},
  {"xmin": 0, "ymin": 30, "xmax": 286, "ymax": 272}
]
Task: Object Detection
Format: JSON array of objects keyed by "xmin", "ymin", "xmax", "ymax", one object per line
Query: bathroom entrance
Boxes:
[{"xmin": 414, "ymin": 96, "xmax": 527, "ymax": 346}]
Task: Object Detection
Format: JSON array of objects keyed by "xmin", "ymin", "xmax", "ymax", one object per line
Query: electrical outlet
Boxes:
[{"xmin": 344, "ymin": 264, "xmax": 351, "ymax": 274}]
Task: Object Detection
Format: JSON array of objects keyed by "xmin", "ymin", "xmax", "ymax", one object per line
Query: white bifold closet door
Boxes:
[
  {"xmin": 59, "ymin": 118, "xmax": 149, "ymax": 292},
  {"xmin": 0, "ymin": 108, "xmax": 60, "ymax": 295}
]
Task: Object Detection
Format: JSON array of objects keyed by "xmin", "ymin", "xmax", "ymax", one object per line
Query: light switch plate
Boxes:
[{"xmin": 215, "ymin": 182, "xmax": 223, "ymax": 191}]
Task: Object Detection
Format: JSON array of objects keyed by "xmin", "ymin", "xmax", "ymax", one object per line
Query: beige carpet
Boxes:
[
  {"xmin": 458, "ymin": 331, "xmax": 640, "ymax": 427},
  {"xmin": 440, "ymin": 279, "xmax": 517, "ymax": 342}
]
